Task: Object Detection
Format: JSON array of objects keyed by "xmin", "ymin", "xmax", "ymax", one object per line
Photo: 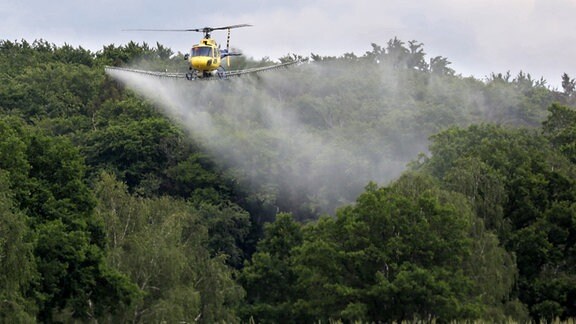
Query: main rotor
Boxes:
[{"xmin": 124, "ymin": 24, "xmax": 252, "ymax": 39}]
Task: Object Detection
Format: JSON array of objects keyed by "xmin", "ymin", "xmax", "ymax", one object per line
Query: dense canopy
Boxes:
[{"xmin": 1, "ymin": 38, "xmax": 575, "ymax": 322}]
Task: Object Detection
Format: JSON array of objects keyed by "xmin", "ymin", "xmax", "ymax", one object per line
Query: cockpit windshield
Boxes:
[{"xmin": 192, "ymin": 46, "xmax": 213, "ymax": 57}]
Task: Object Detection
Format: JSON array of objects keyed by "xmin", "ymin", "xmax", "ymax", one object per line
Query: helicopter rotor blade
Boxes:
[
  {"xmin": 122, "ymin": 29, "xmax": 198, "ymax": 32},
  {"xmin": 123, "ymin": 24, "xmax": 252, "ymax": 33},
  {"xmin": 210, "ymin": 24, "xmax": 252, "ymax": 31}
]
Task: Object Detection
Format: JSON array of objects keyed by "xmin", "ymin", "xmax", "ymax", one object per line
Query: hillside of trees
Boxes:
[{"xmin": 1, "ymin": 38, "xmax": 575, "ymax": 322}]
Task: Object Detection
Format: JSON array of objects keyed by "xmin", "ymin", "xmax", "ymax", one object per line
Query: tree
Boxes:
[
  {"xmin": 239, "ymin": 213, "xmax": 303, "ymax": 322},
  {"xmin": 407, "ymin": 40, "xmax": 428, "ymax": 71},
  {"xmin": 417, "ymin": 123, "xmax": 576, "ymax": 320},
  {"xmin": 543, "ymin": 103, "xmax": 576, "ymax": 163},
  {"xmin": 0, "ymin": 171, "xmax": 37, "ymax": 322},
  {"xmin": 391, "ymin": 173, "xmax": 520, "ymax": 321},
  {"xmin": 288, "ymin": 177, "xmax": 511, "ymax": 322},
  {"xmin": 93, "ymin": 172, "xmax": 245, "ymax": 323},
  {"xmin": 34, "ymin": 219, "xmax": 137, "ymax": 321},
  {"xmin": 443, "ymin": 158, "xmax": 507, "ymax": 225},
  {"xmin": 197, "ymin": 202, "xmax": 250, "ymax": 268},
  {"xmin": 429, "ymin": 56, "xmax": 454, "ymax": 76},
  {"xmin": 561, "ymin": 73, "xmax": 575, "ymax": 97},
  {"xmin": 0, "ymin": 117, "xmax": 139, "ymax": 321},
  {"xmin": 385, "ymin": 37, "xmax": 410, "ymax": 68},
  {"xmin": 83, "ymin": 115, "xmax": 184, "ymax": 193}
]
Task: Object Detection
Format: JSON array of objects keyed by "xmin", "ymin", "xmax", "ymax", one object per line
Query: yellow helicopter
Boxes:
[{"xmin": 106, "ymin": 24, "xmax": 300, "ymax": 81}]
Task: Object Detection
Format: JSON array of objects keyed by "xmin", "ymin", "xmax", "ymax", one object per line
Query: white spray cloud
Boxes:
[
  {"xmin": 106, "ymin": 63, "xmax": 415, "ymax": 216},
  {"xmin": 107, "ymin": 54, "xmax": 543, "ymax": 216}
]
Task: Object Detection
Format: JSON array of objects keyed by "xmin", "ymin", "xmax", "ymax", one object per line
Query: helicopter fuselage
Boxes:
[{"xmin": 189, "ymin": 38, "xmax": 222, "ymax": 73}]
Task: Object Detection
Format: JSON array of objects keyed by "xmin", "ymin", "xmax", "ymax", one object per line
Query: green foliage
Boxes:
[
  {"xmin": 543, "ymin": 103, "xmax": 576, "ymax": 163},
  {"xmin": 34, "ymin": 219, "xmax": 138, "ymax": 321},
  {"xmin": 84, "ymin": 116, "xmax": 179, "ymax": 191},
  {"xmin": 290, "ymin": 179, "xmax": 479, "ymax": 322},
  {"xmin": 0, "ymin": 62, "xmax": 102, "ymax": 120},
  {"xmin": 2, "ymin": 37, "xmax": 576, "ymax": 322},
  {"xmin": 95, "ymin": 41, "xmax": 185, "ymax": 72},
  {"xmin": 417, "ymin": 123, "xmax": 576, "ymax": 321},
  {"xmin": 0, "ymin": 116, "xmax": 139, "ymax": 321},
  {"xmin": 0, "ymin": 171, "xmax": 37, "ymax": 322},
  {"xmin": 196, "ymin": 202, "xmax": 250, "ymax": 268},
  {"xmin": 93, "ymin": 172, "xmax": 245, "ymax": 323},
  {"xmin": 562, "ymin": 73, "xmax": 575, "ymax": 97},
  {"xmin": 241, "ymin": 177, "xmax": 517, "ymax": 322},
  {"xmin": 239, "ymin": 213, "xmax": 303, "ymax": 322}
]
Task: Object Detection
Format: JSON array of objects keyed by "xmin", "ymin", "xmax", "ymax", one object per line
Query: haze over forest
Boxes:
[{"xmin": 1, "ymin": 38, "xmax": 576, "ymax": 322}]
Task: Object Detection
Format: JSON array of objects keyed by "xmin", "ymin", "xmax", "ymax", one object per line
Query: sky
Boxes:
[{"xmin": 2, "ymin": 0, "xmax": 576, "ymax": 87}]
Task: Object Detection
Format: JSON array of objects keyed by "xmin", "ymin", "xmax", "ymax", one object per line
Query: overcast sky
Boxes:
[{"xmin": 2, "ymin": 0, "xmax": 575, "ymax": 87}]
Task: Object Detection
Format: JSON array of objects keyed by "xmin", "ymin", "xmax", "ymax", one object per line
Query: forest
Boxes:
[{"xmin": 0, "ymin": 38, "xmax": 575, "ymax": 323}]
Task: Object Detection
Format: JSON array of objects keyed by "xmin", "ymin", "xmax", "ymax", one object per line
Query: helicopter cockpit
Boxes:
[{"xmin": 192, "ymin": 46, "xmax": 214, "ymax": 57}]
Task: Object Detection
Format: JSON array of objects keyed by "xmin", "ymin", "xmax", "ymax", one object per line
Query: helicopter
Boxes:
[{"xmin": 105, "ymin": 24, "xmax": 300, "ymax": 81}]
